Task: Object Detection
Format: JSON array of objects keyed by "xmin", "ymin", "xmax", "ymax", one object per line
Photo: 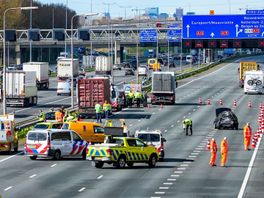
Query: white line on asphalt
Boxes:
[
  {"xmin": 171, "ymin": 175, "xmax": 180, "ymax": 177},
  {"xmin": 188, "ymin": 112, "xmax": 191, "ymax": 115},
  {"xmin": 188, "ymin": 155, "xmax": 197, "ymax": 158},
  {"xmin": 183, "ymin": 116, "xmax": 186, "ymax": 119},
  {"xmin": 167, "ymin": 178, "xmax": 176, "ymax": 181},
  {"xmin": 191, "ymin": 153, "xmax": 199, "ymax": 155},
  {"xmin": 164, "ymin": 130, "xmax": 168, "ymax": 133},
  {"xmin": 97, "ymin": 175, "xmax": 104, "ymax": 179},
  {"xmin": 177, "ymin": 120, "xmax": 180, "ymax": 123},
  {"xmin": 138, "ymin": 120, "xmax": 141, "ymax": 122},
  {"xmin": 193, "ymin": 109, "xmax": 196, "ymax": 112},
  {"xmin": 0, "ymin": 152, "xmax": 23, "ymax": 163},
  {"xmin": 198, "ymin": 145, "xmax": 206, "ymax": 147},
  {"xmin": 180, "ymin": 164, "xmax": 189, "ymax": 167},
  {"xmin": 29, "ymin": 174, "xmax": 37, "ymax": 179},
  {"xmin": 163, "ymin": 182, "xmax": 173, "ymax": 185},
  {"xmin": 193, "ymin": 150, "xmax": 201, "ymax": 153},
  {"xmin": 4, "ymin": 186, "xmax": 13, "ymax": 191},
  {"xmin": 78, "ymin": 187, "xmax": 86, "ymax": 192},
  {"xmin": 195, "ymin": 147, "xmax": 203, "ymax": 150},
  {"xmin": 174, "ymin": 171, "xmax": 183, "ymax": 174},
  {"xmin": 152, "ymin": 112, "xmax": 156, "ymax": 115},
  {"xmin": 129, "ymin": 124, "xmax": 132, "ymax": 126},
  {"xmin": 238, "ymin": 135, "xmax": 263, "ymax": 198},
  {"xmin": 171, "ymin": 125, "xmax": 174, "ymax": 127},
  {"xmin": 183, "ymin": 161, "xmax": 192, "ymax": 164},
  {"xmin": 159, "ymin": 187, "xmax": 169, "ymax": 190},
  {"xmin": 150, "ymin": 197, "xmax": 161, "ymax": 198},
  {"xmin": 177, "ymin": 167, "xmax": 186, "ymax": 170},
  {"xmin": 155, "ymin": 192, "xmax": 165, "ymax": 194},
  {"xmin": 50, "ymin": 164, "xmax": 57, "ymax": 168}
]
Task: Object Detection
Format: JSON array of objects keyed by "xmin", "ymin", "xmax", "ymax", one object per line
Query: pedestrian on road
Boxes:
[
  {"xmin": 209, "ymin": 138, "xmax": 218, "ymax": 167},
  {"xmin": 220, "ymin": 137, "xmax": 228, "ymax": 167},
  {"xmin": 182, "ymin": 118, "xmax": 193, "ymax": 136},
  {"xmin": 103, "ymin": 100, "xmax": 111, "ymax": 120},
  {"xmin": 38, "ymin": 110, "xmax": 45, "ymax": 122},
  {"xmin": 95, "ymin": 103, "xmax": 102, "ymax": 123},
  {"xmin": 55, "ymin": 109, "xmax": 63, "ymax": 122},
  {"xmin": 243, "ymin": 122, "xmax": 252, "ymax": 150}
]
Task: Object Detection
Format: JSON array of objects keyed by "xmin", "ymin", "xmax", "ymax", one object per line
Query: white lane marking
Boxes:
[
  {"xmin": 129, "ymin": 124, "xmax": 132, "ymax": 127},
  {"xmin": 78, "ymin": 187, "xmax": 86, "ymax": 192},
  {"xmin": 183, "ymin": 116, "xmax": 186, "ymax": 119},
  {"xmin": 167, "ymin": 178, "xmax": 176, "ymax": 181},
  {"xmin": 195, "ymin": 147, "xmax": 203, "ymax": 150},
  {"xmin": 164, "ymin": 130, "xmax": 168, "ymax": 133},
  {"xmin": 238, "ymin": 135, "xmax": 263, "ymax": 198},
  {"xmin": 174, "ymin": 171, "xmax": 183, "ymax": 174},
  {"xmin": 193, "ymin": 109, "xmax": 196, "ymax": 112},
  {"xmin": 29, "ymin": 174, "xmax": 37, "ymax": 179},
  {"xmin": 180, "ymin": 164, "xmax": 189, "ymax": 167},
  {"xmin": 159, "ymin": 187, "xmax": 169, "ymax": 190},
  {"xmin": 177, "ymin": 120, "xmax": 180, "ymax": 123},
  {"xmin": 198, "ymin": 145, "xmax": 206, "ymax": 147},
  {"xmin": 151, "ymin": 197, "xmax": 161, "ymax": 198},
  {"xmin": 188, "ymin": 112, "xmax": 191, "ymax": 115},
  {"xmin": 155, "ymin": 192, "xmax": 165, "ymax": 194},
  {"xmin": 138, "ymin": 120, "xmax": 141, "ymax": 122},
  {"xmin": 171, "ymin": 125, "xmax": 174, "ymax": 127},
  {"xmin": 4, "ymin": 186, "xmax": 13, "ymax": 191},
  {"xmin": 191, "ymin": 153, "xmax": 199, "ymax": 155},
  {"xmin": 51, "ymin": 164, "xmax": 57, "ymax": 168},
  {"xmin": 163, "ymin": 182, "xmax": 173, "ymax": 185},
  {"xmin": 171, "ymin": 175, "xmax": 180, "ymax": 177},
  {"xmin": 193, "ymin": 150, "xmax": 201, "ymax": 153},
  {"xmin": 188, "ymin": 155, "xmax": 197, "ymax": 158},
  {"xmin": 97, "ymin": 175, "xmax": 104, "ymax": 179},
  {"xmin": 0, "ymin": 152, "xmax": 23, "ymax": 163},
  {"xmin": 152, "ymin": 112, "xmax": 156, "ymax": 115},
  {"xmin": 177, "ymin": 167, "xmax": 186, "ymax": 170},
  {"xmin": 183, "ymin": 161, "xmax": 192, "ymax": 164}
]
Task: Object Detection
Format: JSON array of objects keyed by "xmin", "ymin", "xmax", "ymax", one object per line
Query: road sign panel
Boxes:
[
  {"xmin": 246, "ymin": 10, "xmax": 264, "ymax": 15},
  {"xmin": 167, "ymin": 28, "xmax": 182, "ymax": 42},
  {"xmin": 140, "ymin": 29, "xmax": 157, "ymax": 43},
  {"xmin": 183, "ymin": 15, "xmax": 264, "ymax": 39}
]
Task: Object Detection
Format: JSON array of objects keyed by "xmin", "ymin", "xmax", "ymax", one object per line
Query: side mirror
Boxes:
[{"xmin": 162, "ymin": 138, "xmax": 167, "ymax": 142}]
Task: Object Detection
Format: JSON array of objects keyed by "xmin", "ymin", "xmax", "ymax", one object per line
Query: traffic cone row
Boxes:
[{"xmin": 252, "ymin": 103, "xmax": 264, "ymax": 149}]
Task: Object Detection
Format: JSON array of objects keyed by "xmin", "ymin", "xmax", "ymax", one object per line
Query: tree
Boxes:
[{"xmin": 0, "ymin": 0, "xmax": 22, "ymax": 29}]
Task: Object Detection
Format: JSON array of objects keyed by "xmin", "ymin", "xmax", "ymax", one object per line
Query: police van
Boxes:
[{"xmin": 24, "ymin": 129, "xmax": 88, "ymax": 160}]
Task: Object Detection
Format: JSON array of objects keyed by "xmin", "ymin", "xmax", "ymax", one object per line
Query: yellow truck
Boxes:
[
  {"xmin": 239, "ymin": 62, "xmax": 259, "ymax": 87},
  {"xmin": 0, "ymin": 114, "xmax": 18, "ymax": 152},
  {"xmin": 87, "ymin": 137, "xmax": 159, "ymax": 168},
  {"xmin": 148, "ymin": 58, "xmax": 161, "ymax": 71}
]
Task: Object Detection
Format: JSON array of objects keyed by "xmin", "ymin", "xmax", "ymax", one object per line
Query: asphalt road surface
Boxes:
[{"xmin": 1, "ymin": 56, "xmax": 263, "ymax": 198}]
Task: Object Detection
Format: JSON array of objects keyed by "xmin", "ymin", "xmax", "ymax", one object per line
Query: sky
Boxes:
[{"xmin": 39, "ymin": 0, "xmax": 264, "ymax": 18}]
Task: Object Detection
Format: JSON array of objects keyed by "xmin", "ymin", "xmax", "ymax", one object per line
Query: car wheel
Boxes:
[
  {"xmin": 127, "ymin": 162, "xmax": 134, "ymax": 168},
  {"xmin": 82, "ymin": 149, "xmax": 86, "ymax": 160},
  {"xmin": 53, "ymin": 150, "xmax": 61, "ymax": 160},
  {"xmin": 94, "ymin": 161, "xmax": 104, "ymax": 168},
  {"xmin": 115, "ymin": 155, "xmax": 126, "ymax": 168},
  {"xmin": 30, "ymin": 156, "xmax": 37, "ymax": 160},
  {"xmin": 148, "ymin": 154, "xmax": 157, "ymax": 168}
]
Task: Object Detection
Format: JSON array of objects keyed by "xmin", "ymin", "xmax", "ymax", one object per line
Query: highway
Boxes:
[{"xmin": 0, "ymin": 56, "xmax": 263, "ymax": 198}]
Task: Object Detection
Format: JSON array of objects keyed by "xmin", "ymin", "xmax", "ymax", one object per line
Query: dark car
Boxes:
[
  {"xmin": 214, "ymin": 108, "xmax": 239, "ymax": 130},
  {"xmin": 125, "ymin": 68, "xmax": 135, "ymax": 76}
]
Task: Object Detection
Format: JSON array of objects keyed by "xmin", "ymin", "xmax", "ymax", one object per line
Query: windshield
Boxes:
[
  {"xmin": 61, "ymin": 123, "xmax": 69, "ymax": 129},
  {"xmin": 149, "ymin": 60, "xmax": 155, "ymax": 64},
  {"xmin": 137, "ymin": 134, "xmax": 160, "ymax": 142},
  {"xmin": 34, "ymin": 124, "xmax": 49, "ymax": 129},
  {"xmin": 28, "ymin": 132, "xmax": 47, "ymax": 141}
]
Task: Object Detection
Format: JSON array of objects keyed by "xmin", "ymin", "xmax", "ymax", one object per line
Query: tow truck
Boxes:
[{"xmin": 87, "ymin": 127, "xmax": 158, "ymax": 168}]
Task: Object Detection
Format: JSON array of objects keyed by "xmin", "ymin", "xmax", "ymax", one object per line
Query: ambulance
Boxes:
[
  {"xmin": 0, "ymin": 114, "xmax": 18, "ymax": 152},
  {"xmin": 24, "ymin": 129, "xmax": 88, "ymax": 160}
]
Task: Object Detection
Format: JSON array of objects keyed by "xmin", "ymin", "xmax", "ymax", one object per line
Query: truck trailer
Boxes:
[{"xmin": 239, "ymin": 61, "xmax": 258, "ymax": 88}]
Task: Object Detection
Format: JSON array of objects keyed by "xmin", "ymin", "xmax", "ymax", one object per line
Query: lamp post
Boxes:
[
  {"xmin": 71, "ymin": 13, "xmax": 98, "ymax": 108},
  {"xmin": 2, "ymin": 6, "xmax": 38, "ymax": 115},
  {"xmin": 65, "ymin": 0, "xmax": 68, "ymax": 56}
]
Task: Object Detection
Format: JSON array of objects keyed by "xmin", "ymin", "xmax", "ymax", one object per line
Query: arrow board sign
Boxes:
[
  {"xmin": 183, "ymin": 15, "xmax": 264, "ymax": 39},
  {"xmin": 140, "ymin": 29, "xmax": 157, "ymax": 43}
]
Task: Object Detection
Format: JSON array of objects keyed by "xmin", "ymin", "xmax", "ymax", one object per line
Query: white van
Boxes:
[
  {"xmin": 244, "ymin": 71, "xmax": 264, "ymax": 94},
  {"xmin": 57, "ymin": 80, "xmax": 71, "ymax": 96},
  {"xmin": 134, "ymin": 130, "xmax": 166, "ymax": 160},
  {"xmin": 24, "ymin": 129, "xmax": 88, "ymax": 160},
  {"xmin": 138, "ymin": 65, "xmax": 148, "ymax": 76},
  {"xmin": 186, "ymin": 55, "xmax": 193, "ymax": 64}
]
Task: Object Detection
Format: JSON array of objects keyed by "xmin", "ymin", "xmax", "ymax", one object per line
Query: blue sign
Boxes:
[
  {"xmin": 167, "ymin": 27, "xmax": 182, "ymax": 42},
  {"xmin": 246, "ymin": 10, "xmax": 264, "ymax": 15},
  {"xmin": 140, "ymin": 29, "xmax": 157, "ymax": 43},
  {"xmin": 183, "ymin": 15, "xmax": 264, "ymax": 39}
]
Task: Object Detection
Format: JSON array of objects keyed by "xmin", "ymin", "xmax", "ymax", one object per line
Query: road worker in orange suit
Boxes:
[
  {"xmin": 220, "ymin": 137, "xmax": 228, "ymax": 167},
  {"xmin": 209, "ymin": 138, "xmax": 217, "ymax": 167},
  {"xmin": 244, "ymin": 122, "xmax": 252, "ymax": 150}
]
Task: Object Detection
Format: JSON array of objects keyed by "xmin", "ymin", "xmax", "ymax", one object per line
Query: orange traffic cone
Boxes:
[
  {"xmin": 252, "ymin": 138, "xmax": 256, "ymax": 149},
  {"xmin": 207, "ymin": 99, "xmax": 211, "ymax": 105},
  {"xmin": 207, "ymin": 139, "xmax": 210, "ymax": 151},
  {"xmin": 233, "ymin": 100, "xmax": 237, "ymax": 107},
  {"xmin": 248, "ymin": 101, "xmax": 252, "ymax": 108},
  {"xmin": 219, "ymin": 99, "xmax": 223, "ymax": 106}
]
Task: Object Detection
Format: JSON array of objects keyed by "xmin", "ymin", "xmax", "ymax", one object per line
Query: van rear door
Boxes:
[{"xmin": 25, "ymin": 131, "xmax": 49, "ymax": 155}]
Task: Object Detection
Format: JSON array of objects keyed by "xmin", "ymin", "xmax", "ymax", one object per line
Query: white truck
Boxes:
[
  {"xmin": 23, "ymin": 62, "xmax": 49, "ymax": 90},
  {"xmin": 95, "ymin": 56, "xmax": 112, "ymax": 75},
  {"xmin": 6, "ymin": 71, "xmax": 38, "ymax": 107},
  {"xmin": 57, "ymin": 58, "xmax": 79, "ymax": 78},
  {"xmin": 244, "ymin": 71, "xmax": 264, "ymax": 94},
  {"xmin": 0, "ymin": 114, "xmax": 18, "ymax": 153}
]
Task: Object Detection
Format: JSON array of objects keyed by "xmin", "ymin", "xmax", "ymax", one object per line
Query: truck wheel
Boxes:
[
  {"xmin": 115, "ymin": 155, "xmax": 126, "ymax": 168},
  {"xmin": 53, "ymin": 150, "xmax": 61, "ymax": 160},
  {"xmin": 95, "ymin": 161, "xmax": 104, "ymax": 168},
  {"xmin": 148, "ymin": 154, "xmax": 157, "ymax": 168},
  {"xmin": 82, "ymin": 149, "xmax": 87, "ymax": 160},
  {"xmin": 127, "ymin": 162, "xmax": 134, "ymax": 168},
  {"xmin": 30, "ymin": 156, "xmax": 37, "ymax": 160}
]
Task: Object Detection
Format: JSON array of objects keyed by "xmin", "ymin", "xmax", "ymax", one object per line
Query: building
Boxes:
[
  {"xmin": 174, "ymin": 7, "xmax": 183, "ymax": 20},
  {"xmin": 145, "ymin": 7, "xmax": 159, "ymax": 19},
  {"xmin": 159, "ymin": 13, "xmax": 169, "ymax": 20}
]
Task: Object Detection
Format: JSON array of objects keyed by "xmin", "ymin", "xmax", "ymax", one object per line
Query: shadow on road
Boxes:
[
  {"xmin": 162, "ymin": 158, "xmax": 194, "ymax": 163},
  {"xmin": 111, "ymin": 114, "xmax": 152, "ymax": 119},
  {"xmin": 174, "ymin": 103, "xmax": 205, "ymax": 106}
]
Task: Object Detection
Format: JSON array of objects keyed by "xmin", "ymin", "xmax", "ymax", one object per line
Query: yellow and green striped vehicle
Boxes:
[{"xmin": 87, "ymin": 137, "xmax": 158, "ymax": 168}]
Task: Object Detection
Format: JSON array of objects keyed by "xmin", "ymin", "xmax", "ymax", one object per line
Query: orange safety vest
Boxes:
[
  {"xmin": 221, "ymin": 140, "xmax": 228, "ymax": 153},
  {"xmin": 244, "ymin": 126, "xmax": 252, "ymax": 138},
  {"xmin": 210, "ymin": 140, "xmax": 217, "ymax": 152},
  {"xmin": 55, "ymin": 111, "xmax": 63, "ymax": 122}
]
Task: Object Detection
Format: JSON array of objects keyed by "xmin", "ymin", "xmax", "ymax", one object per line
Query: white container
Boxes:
[
  {"xmin": 244, "ymin": 71, "xmax": 264, "ymax": 94},
  {"xmin": 95, "ymin": 56, "xmax": 111, "ymax": 74},
  {"xmin": 57, "ymin": 58, "xmax": 79, "ymax": 78}
]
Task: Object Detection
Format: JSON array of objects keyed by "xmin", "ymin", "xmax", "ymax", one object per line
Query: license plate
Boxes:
[{"xmin": 27, "ymin": 145, "xmax": 35, "ymax": 149}]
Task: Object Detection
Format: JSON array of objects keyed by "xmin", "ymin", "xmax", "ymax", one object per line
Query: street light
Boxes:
[
  {"xmin": 70, "ymin": 13, "xmax": 98, "ymax": 108},
  {"xmin": 2, "ymin": 6, "xmax": 38, "ymax": 115}
]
